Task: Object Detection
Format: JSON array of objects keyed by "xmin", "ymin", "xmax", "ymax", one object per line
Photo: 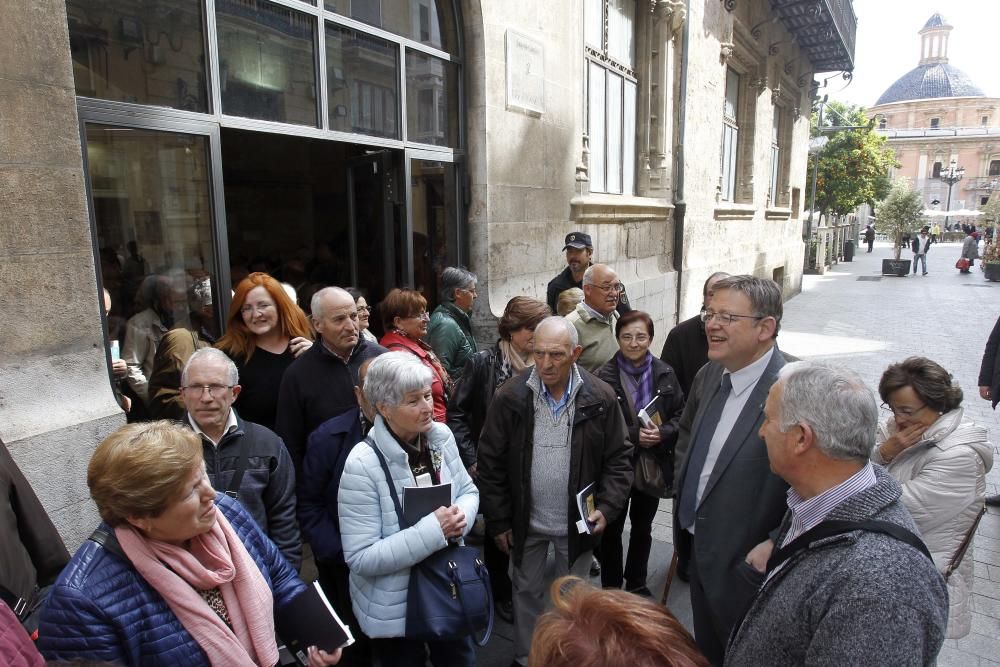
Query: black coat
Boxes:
[
  {"xmin": 595, "ymin": 355, "xmax": 685, "ymax": 491},
  {"xmin": 447, "ymin": 344, "xmax": 506, "ymax": 468},
  {"xmin": 1, "ymin": 440, "xmax": 69, "ymax": 603},
  {"xmin": 660, "ymin": 314, "xmax": 709, "ymax": 398},
  {"xmin": 979, "ymin": 314, "xmax": 1000, "ymax": 409},
  {"xmin": 477, "ymin": 368, "xmax": 634, "ymax": 568}
]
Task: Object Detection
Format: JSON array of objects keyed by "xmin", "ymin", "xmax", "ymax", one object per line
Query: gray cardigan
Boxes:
[{"xmin": 725, "ymin": 466, "xmax": 948, "ymax": 666}]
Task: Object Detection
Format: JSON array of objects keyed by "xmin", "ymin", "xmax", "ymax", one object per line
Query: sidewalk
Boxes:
[{"xmin": 476, "ymin": 240, "xmax": 998, "ymax": 666}]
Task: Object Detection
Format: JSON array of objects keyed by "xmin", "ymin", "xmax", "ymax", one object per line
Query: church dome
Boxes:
[
  {"xmin": 875, "ymin": 63, "xmax": 985, "ymax": 105},
  {"xmin": 874, "ymin": 13, "xmax": 985, "ymax": 106}
]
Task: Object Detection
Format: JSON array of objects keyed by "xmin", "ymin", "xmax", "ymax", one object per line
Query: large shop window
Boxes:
[
  {"xmin": 326, "ymin": 25, "xmax": 400, "ymax": 138},
  {"xmin": 325, "ymin": 0, "xmax": 457, "ymax": 53},
  {"xmin": 216, "ymin": 0, "xmax": 318, "ymax": 126},
  {"xmin": 86, "ymin": 125, "xmax": 220, "ymax": 416},
  {"xmin": 405, "ymin": 50, "xmax": 459, "ymax": 147},
  {"xmin": 66, "ymin": 0, "xmax": 208, "ymax": 112},
  {"xmin": 585, "ymin": 0, "xmax": 637, "ymax": 195}
]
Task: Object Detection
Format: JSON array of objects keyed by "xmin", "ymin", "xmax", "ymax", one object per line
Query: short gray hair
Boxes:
[
  {"xmin": 776, "ymin": 361, "xmax": 877, "ymax": 462},
  {"xmin": 363, "ymin": 351, "xmax": 434, "ymax": 410},
  {"xmin": 311, "ymin": 286, "xmax": 351, "ymax": 319},
  {"xmin": 440, "ymin": 267, "xmax": 477, "ymax": 302},
  {"xmin": 712, "ymin": 275, "xmax": 783, "ymax": 335},
  {"xmin": 181, "ymin": 347, "xmax": 239, "ymax": 386},
  {"xmin": 538, "ymin": 315, "xmax": 579, "ymax": 347}
]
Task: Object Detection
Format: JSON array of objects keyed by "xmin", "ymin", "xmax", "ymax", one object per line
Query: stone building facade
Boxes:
[
  {"xmin": 869, "ymin": 14, "xmax": 1000, "ymax": 217},
  {"xmin": 0, "ymin": 0, "xmax": 853, "ymax": 546}
]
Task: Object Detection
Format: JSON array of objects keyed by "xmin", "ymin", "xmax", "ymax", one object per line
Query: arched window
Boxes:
[{"xmin": 989, "ymin": 160, "xmax": 1000, "ymax": 176}]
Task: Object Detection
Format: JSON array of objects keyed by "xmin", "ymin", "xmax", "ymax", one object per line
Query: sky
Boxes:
[{"xmin": 833, "ymin": 0, "xmax": 998, "ymax": 109}]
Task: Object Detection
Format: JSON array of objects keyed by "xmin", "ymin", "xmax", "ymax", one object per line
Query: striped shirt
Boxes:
[{"xmin": 780, "ymin": 462, "xmax": 877, "ymax": 548}]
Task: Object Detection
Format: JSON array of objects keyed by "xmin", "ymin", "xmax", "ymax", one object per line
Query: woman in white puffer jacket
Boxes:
[{"xmin": 873, "ymin": 357, "xmax": 993, "ymax": 639}]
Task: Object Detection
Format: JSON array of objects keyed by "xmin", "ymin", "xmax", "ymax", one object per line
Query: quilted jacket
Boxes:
[
  {"xmin": 426, "ymin": 302, "xmax": 478, "ymax": 382},
  {"xmin": 875, "ymin": 408, "xmax": 993, "ymax": 638},
  {"xmin": 37, "ymin": 494, "xmax": 305, "ymax": 666},
  {"xmin": 338, "ymin": 417, "xmax": 478, "ymax": 638}
]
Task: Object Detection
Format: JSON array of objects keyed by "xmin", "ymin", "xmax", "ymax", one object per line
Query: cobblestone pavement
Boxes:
[{"xmin": 476, "ymin": 239, "xmax": 999, "ymax": 666}]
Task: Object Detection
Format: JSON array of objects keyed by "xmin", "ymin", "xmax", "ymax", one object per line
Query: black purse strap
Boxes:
[
  {"xmin": 89, "ymin": 526, "xmax": 131, "ymax": 564},
  {"xmin": 767, "ymin": 519, "xmax": 932, "ymax": 575},
  {"xmin": 364, "ymin": 436, "xmax": 410, "ymax": 529}
]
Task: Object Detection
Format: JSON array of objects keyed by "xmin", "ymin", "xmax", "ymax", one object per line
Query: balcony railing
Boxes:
[
  {"xmin": 770, "ymin": 0, "xmax": 857, "ymax": 73},
  {"xmin": 967, "ymin": 177, "xmax": 1000, "ymax": 191}
]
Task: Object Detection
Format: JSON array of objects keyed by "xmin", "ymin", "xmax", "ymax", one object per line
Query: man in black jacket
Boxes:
[
  {"xmin": 274, "ymin": 287, "xmax": 385, "ymax": 474},
  {"xmin": 181, "ymin": 348, "xmax": 301, "ymax": 568},
  {"xmin": 477, "ymin": 316, "xmax": 633, "ymax": 667},
  {"xmin": 546, "ymin": 231, "xmax": 630, "ymax": 316},
  {"xmin": 660, "ymin": 272, "xmax": 729, "ymax": 397},
  {"xmin": 1, "ymin": 438, "xmax": 69, "ymax": 636},
  {"xmin": 979, "ymin": 313, "xmax": 1000, "ymax": 506}
]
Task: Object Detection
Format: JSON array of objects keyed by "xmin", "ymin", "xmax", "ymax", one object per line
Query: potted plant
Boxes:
[
  {"xmin": 982, "ymin": 242, "xmax": 1000, "ymax": 282},
  {"xmin": 875, "ymin": 179, "xmax": 923, "ymax": 277}
]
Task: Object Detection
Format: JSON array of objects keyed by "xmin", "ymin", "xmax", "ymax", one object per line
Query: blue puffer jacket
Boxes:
[{"xmin": 38, "ymin": 494, "xmax": 305, "ymax": 666}]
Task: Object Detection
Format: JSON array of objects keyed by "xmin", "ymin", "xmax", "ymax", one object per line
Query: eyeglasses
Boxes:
[
  {"xmin": 880, "ymin": 402, "xmax": 926, "ymax": 418},
  {"xmin": 700, "ymin": 310, "xmax": 764, "ymax": 326},
  {"xmin": 591, "ymin": 282, "xmax": 624, "ymax": 294},
  {"xmin": 407, "ymin": 311, "xmax": 430, "ymax": 320},
  {"xmin": 620, "ymin": 334, "xmax": 650, "ymax": 344},
  {"xmin": 240, "ymin": 302, "xmax": 275, "ymax": 315},
  {"xmin": 181, "ymin": 384, "xmax": 234, "ymax": 398}
]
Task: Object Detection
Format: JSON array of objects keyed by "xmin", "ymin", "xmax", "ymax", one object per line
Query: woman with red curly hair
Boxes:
[
  {"xmin": 216, "ymin": 272, "xmax": 314, "ymax": 430},
  {"xmin": 529, "ymin": 576, "xmax": 708, "ymax": 667}
]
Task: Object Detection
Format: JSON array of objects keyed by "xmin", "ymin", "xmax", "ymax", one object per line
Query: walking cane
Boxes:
[{"xmin": 660, "ymin": 550, "xmax": 678, "ymax": 605}]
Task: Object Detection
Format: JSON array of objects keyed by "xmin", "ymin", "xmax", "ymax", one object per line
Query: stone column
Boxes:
[{"xmin": 0, "ymin": 0, "xmax": 124, "ymax": 549}]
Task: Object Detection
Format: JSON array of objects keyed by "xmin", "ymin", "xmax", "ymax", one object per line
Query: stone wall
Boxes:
[
  {"xmin": 0, "ymin": 0, "xmax": 124, "ymax": 549},
  {"xmin": 676, "ymin": 0, "xmax": 809, "ymax": 318},
  {"xmin": 462, "ymin": 0, "xmax": 677, "ymax": 343}
]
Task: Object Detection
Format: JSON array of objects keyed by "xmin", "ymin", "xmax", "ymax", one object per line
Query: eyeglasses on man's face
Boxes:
[
  {"xmin": 699, "ymin": 309, "xmax": 764, "ymax": 326},
  {"xmin": 181, "ymin": 384, "xmax": 234, "ymax": 398},
  {"xmin": 592, "ymin": 282, "xmax": 624, "ymax": 294}
]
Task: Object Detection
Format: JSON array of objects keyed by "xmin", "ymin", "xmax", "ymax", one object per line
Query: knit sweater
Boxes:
[
  {"xmin": 527, "ymin": 368, "xmax": 582, "ymax": 535},
  {"xmin": 725, "ymin": 466, "xmax": 948, "ymax": 666},
  {"xmin": 565, "ymin": 303, "xmax": 619, "ymax": 372}
]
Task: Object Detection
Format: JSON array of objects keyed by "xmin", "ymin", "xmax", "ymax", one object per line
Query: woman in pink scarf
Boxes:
[{"xmin": 38, "ymin": 421, "xmax": 341, "ymax": 667}]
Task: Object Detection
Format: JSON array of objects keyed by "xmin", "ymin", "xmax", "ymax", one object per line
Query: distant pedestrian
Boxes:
[
  {"xmin": 725, "ymin": 361, "xmax": 948, "ymax": 665},
  {"xmin": 931, "ymin": 223, "xmax": 941, "ymax": 243},
  {"xmin": 911, "ymin": 227, "xmax": 931, "ymax": 275},
  {"xmin": 864, "ymin": 224, "xmax": 875, "ymax": 253},
  {"xmin": 960, "ymin": 231, "xmax": 979, "ymax": 273}
]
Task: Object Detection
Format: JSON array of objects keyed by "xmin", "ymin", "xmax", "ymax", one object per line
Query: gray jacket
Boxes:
[{"xmin": 725, "ymin": 466, "xmax": 948, "ymax": 666}]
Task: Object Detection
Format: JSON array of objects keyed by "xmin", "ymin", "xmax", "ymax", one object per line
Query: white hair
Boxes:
[
  {"xmin": 311, "ymin": 286, "xmax": 352, "ymax": 319},
  {"xmin": 181, "ymin": 347, "xmax": 239, "ymax": 386},
  {"xmin": 363, "ymin": 351, "xmax": 434, "ymax": 409},
  {"xmin": 776, "ymin": 361, "xmax": 878, "ymax": 461}
]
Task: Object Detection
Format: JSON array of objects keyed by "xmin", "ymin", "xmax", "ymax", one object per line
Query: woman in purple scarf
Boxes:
[{"xmin": 595, "ymin": 311, "xmax": 684, "ymax": 596}]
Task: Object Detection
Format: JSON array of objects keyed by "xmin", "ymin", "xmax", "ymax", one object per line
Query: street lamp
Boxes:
[{"xmin": 940, "ymin": 159, "xmax": 965, "ymax": 230}]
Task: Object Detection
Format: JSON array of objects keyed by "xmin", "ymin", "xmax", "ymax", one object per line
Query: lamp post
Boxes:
[{"xmin": 940, "ymin": 159, "xmax": 965, "ymax": 230}]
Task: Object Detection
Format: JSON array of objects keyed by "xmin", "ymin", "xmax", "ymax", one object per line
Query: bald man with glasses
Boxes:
[{"xmin": 565, "ymin": 264, "xmax": 623, "ymax": 372}]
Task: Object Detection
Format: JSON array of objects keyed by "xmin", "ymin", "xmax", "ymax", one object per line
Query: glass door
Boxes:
[
  {"xmin": 347, "ymin": 150, "xmax": 403, "ymax": 309},
  {"xmin": 406, "ymin": 154, "xmax": 461, "ymax": 312}
]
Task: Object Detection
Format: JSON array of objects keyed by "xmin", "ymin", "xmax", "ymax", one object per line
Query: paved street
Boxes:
[{"xmin": 476, "ymin": 238, "xmax": 1000, "ymax": 666}]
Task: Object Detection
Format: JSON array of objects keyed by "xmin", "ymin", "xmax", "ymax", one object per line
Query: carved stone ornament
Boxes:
[
  {"xmin": 721, "ymin": 0, "xmax": 736, "ymax": 12},
  {"xmin": 771, "ymin": 84, "xmax": 782, "ymax": 105},
  {"xmin": 654, "ymin": 0, "xmax": 687, "ymax": 37},
  {"xmin": 720, "ymin": 41, "xmax": 735, "ymax": 64}
]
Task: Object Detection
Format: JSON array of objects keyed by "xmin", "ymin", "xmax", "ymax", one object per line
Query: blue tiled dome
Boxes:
[{"xmin": 875, "ymin": 63, "xmax": 985, "ymax": 105}]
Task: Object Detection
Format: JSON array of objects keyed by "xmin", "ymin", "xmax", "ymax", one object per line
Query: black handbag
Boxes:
[{"xmin": 364, "ymin": 438, "xmax": 494, "ymax": 646}]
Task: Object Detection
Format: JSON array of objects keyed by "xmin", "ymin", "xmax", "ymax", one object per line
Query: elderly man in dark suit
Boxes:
[{"xmin": 671, "ymin": 275, "xmax": 789, "ymax": 665}]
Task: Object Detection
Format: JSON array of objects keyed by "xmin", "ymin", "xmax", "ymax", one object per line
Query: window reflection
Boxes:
[
  {"xmin": 326, "ymin": 24, "xmax": 399, "ymax": 138},
  {"xmin": 66, "ymin": 0, "xmax": 207, "ymax": 111},
  {"xmin": 86, "ymin": 126, "xmax": 219, "ymax": 421},
  {"xmin": 405, "ymin": 50, "xmax": 458, "ymax": 147},
  {"xmin": 325, "ymin": 0, "xmax": 455, "ymax": 52},
  {"xmin": 216, "ymin": 0, "xmax": 318, "ymax": 126},
  {"xmin": 410, "ymin": 160, "xmax": 457, "ymax": 309}
]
